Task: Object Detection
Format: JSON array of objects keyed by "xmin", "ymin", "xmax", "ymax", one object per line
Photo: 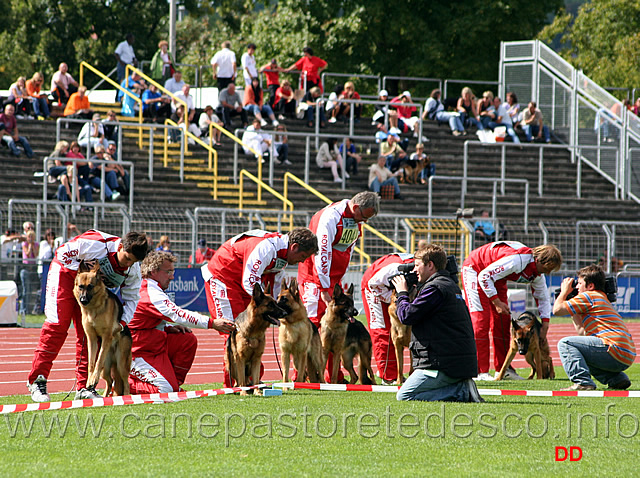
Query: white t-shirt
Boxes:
[
  {"xmin": 199, "ymin": 111, "xmax": 221, "ymax": 130},
  {"xmin": 211, "ymin": 48, "xmax": 236, "ymax": 78},
  {"xmin": 241, "ymin": 52, "xmax": 257, "ymax": 85},
  {"xmin": 172, "ymin": 92, "xmax": 194, "ymax": 113},
  {"xmin": 50, "ymin": 71, "xmax": 75, "ymax": 92},
  {"xmin": 115, "ymin": 40, "xmax": 136, "ymax": 64}
]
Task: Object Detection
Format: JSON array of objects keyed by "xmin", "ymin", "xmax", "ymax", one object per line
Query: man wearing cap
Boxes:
[
  {"xmin": 390, "ymin": 91, "xmax": 421, "ymax": 133},
  {"xmin": 189, "ymin": 239, "xmax": 215, "ymax": 267}
]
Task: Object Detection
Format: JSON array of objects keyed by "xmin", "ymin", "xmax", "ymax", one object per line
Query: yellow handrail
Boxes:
[
  {"xmin": 282, "ymin": 172, "xmax": 406, "ymax": 256},
  {"xmin": 79, "ymin": 61, "xmax": 144, "ymax": 147},
  {"xmin": 125, "ymin": 64, "xmax": 189, "ymax": 153},
  {"xmin": 239, "ymin": 169, "xmax": 293, "ymax": 211}
]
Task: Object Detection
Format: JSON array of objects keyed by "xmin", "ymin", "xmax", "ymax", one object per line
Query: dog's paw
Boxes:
[{"xmin": 239, "ymin": 390, "xmax": 249, "ymax": 396}]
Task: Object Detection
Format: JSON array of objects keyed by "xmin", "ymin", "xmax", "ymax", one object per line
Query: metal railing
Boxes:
[
  {"xmin": 443, "ymin": 79, "xmax": 500, "ymax": 100},
  {"xmin": 238, "ymin": 169, "xmax": 293, "ymax": 215},
  {"xmin": 321, "ymin": 72, "xmax": 381, "ymax": 100},
  {"xmin": 55, "ymin": 117, "xmax": 124, "ymax": 161},
  {"xmin": 381, "ymin": 76, "xmax": 442, "ymax": 102}
]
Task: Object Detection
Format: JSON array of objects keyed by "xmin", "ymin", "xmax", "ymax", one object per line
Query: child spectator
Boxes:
[{"xmin": 410, "ymin": 143, "xmax": 435, "ymax": 184}]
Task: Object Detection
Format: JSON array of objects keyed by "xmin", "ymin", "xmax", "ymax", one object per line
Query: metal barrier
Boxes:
[
  {"xmin": 381, "ymin": 76, "xmax": 442, "ymax": 102},
  {"xmin": 239, "ymin": 169, "xmax": 293, "ymax": 213},
  {"xmin": 55, "ymin": 117, "xmax": 124, "ymax": 161},
  {"xmin": 321, "ymin": 72, "xmax": 381, "ymax": 100},
  {"xmin": 443, "ymin": 79, "xmax": 501, "ymax": 100}
]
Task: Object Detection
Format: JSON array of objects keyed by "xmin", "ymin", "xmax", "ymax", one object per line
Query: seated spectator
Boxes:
[
  {"xmin": 50, "ymin": 62, "xmax": 79, "ymax": 106},
  {"xmin": 521, "ymin": 101, "xmax": 550, "ymax": 143},
  {"xmin": 506, "ymin": 92, "xmax": 521, "ymax": 124},
  {"xmin": 259, "ymin": 58, "xmax": 282, "ymax": 106},
  {"xmin": 46, "ymin": 141, "xmax": 74, "ymax": 202},
  {"xmin": 329, "ymin": 81, "xmax": 362, "ymax": 124},
  {"xmin": 316, "ymin": 137, "xmax": 345, "ymax": 182},
  {"xmin": 633, "ymin": 98, "xmax": 640, "ymax": 116},
  {"xmin": 171, "ymin": 105, "xmax": 201, "ymax": 145},
  {"xmin": 164, "ymin": 70, "xmax": 185, "ymax": 95},
  {"xmin": 381, "ymin": 131, "xmax": 408, "ymax": 172},
  {"xmin": 105, "ymin": 141, "xmax": 130, "ymax": 195},
  {"xmin": 274, "ymin": 124, "xmax": 291, "ymax": 165},
  {"xmin": 340, "ymin": 137, "xmax": 362, "ymax": 176},
  {"xmin": 217, "ymin": 82, "xmax": 248, "ymax": 130},
  {"xmin": 88, "ymin": 144, "xmax": 121, "ymax": 201},
  {"xmin": 142, "ymin": 84, "xmax": 171, "ymax": 122},
  {"xmin": 273, "ymin": 79, "xmax": 296, "ymax": 120},
  {"xmin": 102, "ymin": 110, "xmax": 120, "ymax": 144},
  {"xmin": 63, "ymin": 142, "xmax": 94, "ymax": 204},
  {"xmin": 118, "ymin": 72, "xmax": 145, "ymax": 117},
  {"xmin": 423, "ymin": 89, "xmax": 465, "ymax": 136},
  {"xmin": 19, "ymin": 229, "xmax": 39, "ymax": 315},
  {"xmin": 188, "ymin": 239, "xmax": 215, "ymax": 267},
  {"xmin": 25, "ymin": 72, "xmax": 50, "ymax": 119},
  {"xmin": 284, "ymin": 46, "xmax": 327, "ymax": 91},
  {"xmin": 410, "ymin": 143, "xmax": 435, "ymax": 184},
  {"xmin": 553, "ymin": 265, "xmax": 636, "ymax": 391},
  {"xmin": 477, "ymin": 91, "xmax": 496, "ymax": 130},
  {"xmin": 369, "ymin": 155, "xmax": 403, "ymax": 200},
  {"xmin": 198, "ymin": 105, "xmax": 223, "ymax": 146},
  {"xmin": 243, "ymin": 77, "xmax": 278, "ymax": 127},
  {"xmin": 63, "ymin": 86, "xmax": 92, "ymax": 119},
  {"xmin": 150, "ymin": 40, "xmax": 174, "ymax": 84},
  {"xmin": 7, "ymin": 76, "xmax": 34, "ymax": 118},
  {"xmin": 474, "ymin": 210, "xmax": 496, "ymax": 245},
  {"xmin": 390, "ymin": 91, "xmax": 421, "ymax": 133},
  {"xmin": 156, "ymin": 235, "xmax": 173, "ymax": 253},
  {"xmin": 488, "ymin": 97, "xmax": 520, "ymax": 144},
  {"xmin": 0, "ymin": 104, "xmax": 34, "ymax": 158},
  {"xmin": 372, "ymin": 89, "xmax": 389, "ymax": 126},
  {"xmin": 325, "ymin": 84, "xmax": 344, "ymax": 121},
  {"xmin": 241, "ymin": 118, "xmax": 273, "ymax": 162},
  {"xmin": 77, "ymin": 113, "xmax": 108, "ymax": 152},
  {"xmin": 301, "ymin": 86, "xmax": 326, "ymax": 128},
  {"xmin": 456, "ymin": 87, "xmax": 483, "ymax": 130}
]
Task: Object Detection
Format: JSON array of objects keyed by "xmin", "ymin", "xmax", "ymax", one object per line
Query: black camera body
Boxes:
[
  {"xmin": 561, "ymin": 276, "xmax": 618, "ymax": 303},
  {"xmin": 389, "ymin": 262, "xmax": 419, "ymax": 289}
]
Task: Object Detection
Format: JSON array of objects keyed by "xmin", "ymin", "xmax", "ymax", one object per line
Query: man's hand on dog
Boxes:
[
  {"xmin": 391, "ymin": 275, "xmax": 408, "ymax": 293},
  {"xmin": 212, "ymin": 318, "xmax": 236, "ymax": 334}
]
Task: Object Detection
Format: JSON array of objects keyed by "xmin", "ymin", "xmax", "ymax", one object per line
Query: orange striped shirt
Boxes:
[{"xmin": 567, "ymin": 291, "xmax": 636, "ymax": 366}]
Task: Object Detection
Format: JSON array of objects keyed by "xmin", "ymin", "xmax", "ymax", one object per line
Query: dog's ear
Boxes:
[
  {"xmin": 92, "ymin": 262, "xmax": 101, "ymax": 273},
  {"xmin": 346, "ymin": 283, "xmax": 354, "ymax": 295},
  {"xmin": 78, "ymin": 260, "xmax": 90, "ymax": 273},
  {"xmin": 511, "ymin": 317, "xmax": 520, "ymax": 330},
  {"xmin": 252, "ymin": 283, "xmax": 265, "ymax": 303},
  {"xmin": 333, "ymin": 283, "xmax": 342, "ymax": 299},
  {"xmin": 289, "ymin": 277, "xmax": 298, "ymax": 296},
  {"xmin": 281, "ymin": 277, "xmax": 288, "ymax": 291},
  {"xmin": 264, "ymin": 282, "xmax": 272, "ymax": 295}
]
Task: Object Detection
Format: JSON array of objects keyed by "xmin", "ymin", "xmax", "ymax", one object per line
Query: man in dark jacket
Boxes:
[{"xmin": 391, "ymin": 244, "xmax": 483, "ymax": 402}]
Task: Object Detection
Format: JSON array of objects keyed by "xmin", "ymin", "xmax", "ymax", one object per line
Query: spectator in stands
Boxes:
[
  {"xmin": 164, "ymin": 70, "xmax": 185, "ymax": 95},
  {"xmin": 273, "ymin": 124, "xmax": 291, "ymax": 166},
  {"xmin": 26, "ymin": 72, "xmax": 50, "ymax": 120},
  {"xmin": 46, "ymin": 141, "xmax": 73, "ymax": 202},
  {"xmin": 488, "ymin": 97, "xmax": 520, "ymax": 144},
  {"xmin": 390, "ymin": 91, "xmax": 420, "ymax": 133},
  {"xmin": 506, "ymin": 92, "xmax": 521, "ymax": 124},
  {"xmin": 199, "ymin": 105, "xmax": 223, "ymax": 146},
  {"xmin": 102, "ymin": 110, "xmax": 120, "ymax": 145},
  {"xmin": 381, "ymin": 131, "xmax": 408, "ymax": 172},
  {"xmin": 172, "ymin": 84, "xmax": 196, "ymax": 123},
  {"xmin": 241, "ymin": 43, "xmax": 258, "ymax": 87},
  {"xmin": 55, "ymin": 141, "xmax": 91, "ymax": 205},
  {"xmin": 259, "ymin": 58, "xmax": 282, "ymax": 106},
  {"xmin": 241, "ymin": 118, "xmax": 273, "ymax": 162},
  {"xmin": 316, "ymin": 137, "xmax": 346, "ymax": 182},
  {"xmin": 118, "ymin": 72, "xmax": 145, "ymax": 117},
  {"xmin": 273, "ymin": 79, "xmax": 296, "ymax": 120},
  {"xmin": 217, "ymin": 82, "xmax": 248, "ymax": 130},
  {"xmin": 7, "ymin": 76, "xmax": 34, "ymax": 118},
  {"xmin": 477, "ymin": 91, "xmax": 496, "ymax": 130},
  {"xmin": 423, "ymin": 89, "xmax": 465, "ymax": 136},
  {"xmin": 210, "ymin": 40, "xmax": 237, "ymax": 89},
  {"xmin": 19, "ymin": 229, "xmax": 39, "ymax": 315},
  {"xmin": 474, "ymin": 210, "xmax": 496, "ymax": 245},
  {"xmin": 284, "ymin": 47, "xmax": 327, "ymax": 92},
  {"xmin": 372, "ymin": 89, "xmax": 389, "ymax": 126},
  {"xmin": 88, "ymin": 144, "xmax": 121, "ymax": 202},
  {"xmin": 37, "ymin": 228, "xmax": 59, "ymax": 282},
  {"xmin": 114, "ymin": 33, "xmax": 137, "ymax": 85},
  {"xmin": 142, "ymin": 84, "xmax": 171, "ymax": 122},
  {"xmin": 522, "ymin": 101, "xmax": 551, "ymax": 143},
  {"xmin": 329, "ymin": 81, "xmax": 362, "ymax": 124},
  {"xmin": 410, "ymin": 143, "xmax": 435, "ymax": 184},
  {"xmin": 456, "ymin": 87, "xmax": 483, "ymax": 130},
  {"xmin": 369, "ymin": 155, "xmax": 403, "ymax": 199},
  {"xmin": 325, "ymin": 84, "xmax": 343, "ymax": 121},
  {"xmin": 243, "ymin": 77, "xmax": 278, "ymax": 127},
  {"xmin": 156, "ymin": 235, "xmax": 173, "ymax": 253},
  {"xmin": 0, "ymin": 104, "xmax": 34, "ymax": 158},
  {"xmin": 632, "ymin": 98, "xmax": 640, "ymax": 116},
  {"xmin": 77, "ymin": 113, "xmax": 108, "ymax": 152},
  {"xmin": 171, "ymin": 105, "xmax": 201, "ymax": 144},
  {"xmin": 150, "ymin": 40, "xmax": 174, "ymax": 84},
  {"xmin": 63, "ymin": 86, "xmax": 92, "ymax": 119},
  {"xmin": 340, "ymin": 137, "xmax": 362, "ymax": 176},
  {"xmin": 50, "ymin": 62, "xmax": 78, "ymax": 106},
  {"xmin": 105, "ymin": 141, "xmax": 130, "ymax": 195},
  {"xmin": 188, "ymin": 238, "xmax": 215, "ymax": 267},
  {"xmin": 301, "ymin": 86, "xmax": 326, "ymax": 128}
]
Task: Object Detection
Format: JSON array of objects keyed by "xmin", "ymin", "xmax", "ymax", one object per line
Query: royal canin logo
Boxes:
[
  {"xmin": 489, "ymin": 265, "xmax": 505, "ymax": 276},
  {"xmin": 320, "ymin": 235, "xmax": 329, "ymax": 274},
  {"xmin": 164, "ymin": 300, "xmax": 198, "ymax": 324},
  {"xmin": 250, "ymin": 260, "xmax": 262, "ymax": 272},
  {"xmin": 62, "ymin": 250, "xmax": 78, "ymax": 265}
]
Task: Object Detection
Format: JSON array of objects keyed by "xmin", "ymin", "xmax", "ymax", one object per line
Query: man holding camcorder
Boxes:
[{"xmin": 553, "ymin": 264, "xmax": 635, "ymax": 391}]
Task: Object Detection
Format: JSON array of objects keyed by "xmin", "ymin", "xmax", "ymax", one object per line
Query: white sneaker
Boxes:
[
  {"xmin": 473, "ymin": 372, "xmax": 494, "ymax": 381},
  {"xmin": 345, "ymin": 172, "xmax": 350, "ymax": 179},
  {"xmin": 75, "ymin": 387, "xmax": 101, "ymax": 400},
  {"xmin": 111, "ymin": 191, "xmax": 121, "ymax": 201},
  {"xmin": 334, "ymin": 177, "xmax": 342, "ymax": 182},
  {"xmin": 260, "ymin": 118, "xmax": 268, "ymax": 127},
  {"xmin": 283, "ymin": 159, "xmax": 292, "ymax": 165},
  {"xmin": 27, "ymin": 375, "xmax": 50, "ymax": 402},
  {"xmin": 277, "ymin": 114, "xmax": 286, "ymax": 121},
  {"xmin": 503, "ymin": 367, "xmax": 525, "ymax": 380},
  {"xmin": 272, "ymin": 119, "xmax": 279, "ymax": 127},
  {"xmin": 328, "ymin": 117, "xmax": 337, "ymax": 123}
]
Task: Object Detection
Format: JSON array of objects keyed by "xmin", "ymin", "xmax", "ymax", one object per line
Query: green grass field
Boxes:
[{"xmin": 2, "ymin": 364, "xmax": 639, "ymax": 477}]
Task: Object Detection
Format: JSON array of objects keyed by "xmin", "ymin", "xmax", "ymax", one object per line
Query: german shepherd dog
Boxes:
[
  {"xmin": 73, "ymin": 261, "xmax": 132, "ymax": 396},
  {"xmin": 277, "ymin": 278, "xmax": 324, "ymax": 383},
  {"xmin": 225, "ymin": 283, "xmax": 287, "ymax": 395},
  {"xmin": 402, "ymin": 156, "xmax": 428, "ymax": 185},
  {"xmin": 387, "ymin": 291, "xmax": 413, "ymax": 385},
  {"xmin": 320, "ymin": 283, "xmax": 359, "ymax": 383},
  {"xmin": 495, "ymin": 311, "xmax": 555, "ymax": 381},
  {"xmin": 342, "ymin": 320, "xmax": 377, "ymax": 385}
]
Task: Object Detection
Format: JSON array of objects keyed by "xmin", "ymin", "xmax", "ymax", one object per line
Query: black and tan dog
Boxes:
[
  {"xmin": 388, "ymin": 291, "xmax": 413, "ymax": 385},
  {"xmin": 320, "ymin": 283, "xmax": 359, "ymax": 384},
  {"xmin": 277, "ymin": 278, "xmax": 324, "ymax": 383},
  {"xmin": 342, "ymin": 319, "xmax": 377, "ymax": 385},
  {"xmin": 225, "ymin": 283, "xmax": 287, "ymax": 395},
  {"xmin": 73, "ymin": 261, "xmax": 132, "ymax": 397},
  {"xmin": 402, "ymin": 156, "xmax": 427, "ymax": 185},
  {"xmin": 495, "ymin": 311, "xmax": 555, "ymax": 381}
]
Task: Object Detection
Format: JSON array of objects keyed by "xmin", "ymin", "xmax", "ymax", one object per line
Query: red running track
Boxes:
[{"xmin": 2, "ymin": 323, "xmax": 639, "ymax": 397}]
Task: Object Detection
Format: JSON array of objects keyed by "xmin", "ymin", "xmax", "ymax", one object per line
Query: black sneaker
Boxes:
[
  {"xmin": 466, "ymin": 378, "xmax": 485, "ymax": 402},
  {"xmin": 609, "ymin": 378, "xmax": 631, "ymax": 390}
]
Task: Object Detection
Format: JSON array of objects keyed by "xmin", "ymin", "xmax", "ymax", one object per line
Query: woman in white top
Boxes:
[
  {"xmin": 77, "ymin": 113, "xmax": 108, "ymax": 152},
  {"xmin": 316, "ymin": 138, "xmax": 346, "ymax": 182},
  {"xmin": 8, "ymin": 76, "xmax": 34, "ymax": 118}
]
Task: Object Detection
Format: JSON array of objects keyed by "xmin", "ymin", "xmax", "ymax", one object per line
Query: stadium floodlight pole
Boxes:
[{"xmin": 169, "ymin": 0, "xmax": 177, "ymax": 60}]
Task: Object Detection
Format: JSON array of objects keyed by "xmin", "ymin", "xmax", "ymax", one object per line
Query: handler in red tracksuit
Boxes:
[
  {"xmin": 461, "ymin": 241, "xmax": 563, "ymax": 377},
  {"xmin": 202, "ymin": 227, "xmax": 318, "ymax": 386},
  {"xmin": 361, "ymin": 252, "xmax": 415, "ymax": 383},
  {"xmin": 298, "ymin": 191, "xmax": 380, "ymax": 381},
  {"xmin": 128, "ymin": 251, "xmax": 235, "ymax": 394}
]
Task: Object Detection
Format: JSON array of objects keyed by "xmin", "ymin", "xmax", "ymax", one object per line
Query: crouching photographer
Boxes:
[
  {"xmin": 390, "ymin": 244, "xmax": 483, "ymax": 402},
  {"xmin": 553, "ymin": 264, "xmax": 635, "ymax": 391}
]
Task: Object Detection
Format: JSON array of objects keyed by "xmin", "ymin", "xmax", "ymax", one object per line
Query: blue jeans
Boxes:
[
  {"xmin": 3, "ymin": 135, "xmax": 33, "ymax": 158},
  {"xmin": 31, "ymin": 97, "xmax": 50, "ymax": 118},
  {"xmin": 90, "ymin": 171, "xmax": 119, "ymax": 199},
  {"xmin": 522, "ymin": 124, "xmax": 550, "ymax": 142},
  {"xmin": 460, "ymin": 112, "xmax": 484, "ymax": 130},
  {"xmin": 488, "ymin": 121, "xmax": 521, "ymax": 144},
  {"xmin": 557, "ymin": 335, "xmax": 631, "ymax": 388},
  {"xmin": 306, "ymin": 105, "xmax": 326, "ymax": 125},
  {"xmin": 57, "ymin": 180, "xmax": 93, "ymax": 202},
  {"xmin": 397, "ymin": 369, "xmax": 470, "ymax": 402},
  {"xmin": 419, "ymin": 164, "xmax": 436, "ymax": 181},
  {"xmin": 435, "ymin": 111, "xmax": 464, "ymax": 132},
  {"xmin": 244, "ymin": 103, "xmax": 274, "ymax": 119},
  {"xmin": 369, "ymin": 177, "xmax": 400, "ymax": 196}
]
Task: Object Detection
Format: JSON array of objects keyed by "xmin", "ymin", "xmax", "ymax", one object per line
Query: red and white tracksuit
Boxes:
[
  {"xmin": 298, "ymin": 200, "xmax": 362, "ymax": 382},
  {"xmin": 128, "ymin": 278, "xmax": 214, "ymax": 394},
  {"xmin": 201, "ymin": 230, "xmax": 290, "ymax": 386},
  {"xmin": 361, "ymin": 253, "xmax": 415, "ymax": 382},
  {"xmin": 462, "ymin": 241, "xmax": 552, "ymax": 374},
  {"xmin": 28, "ymin": 230, "xmax": 141, "ymax": 389}
]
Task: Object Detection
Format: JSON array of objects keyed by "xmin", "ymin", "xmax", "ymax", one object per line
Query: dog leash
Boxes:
[{"xmin": 272, "ymin": 325, "xmax": 283, "ymax": 377}]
